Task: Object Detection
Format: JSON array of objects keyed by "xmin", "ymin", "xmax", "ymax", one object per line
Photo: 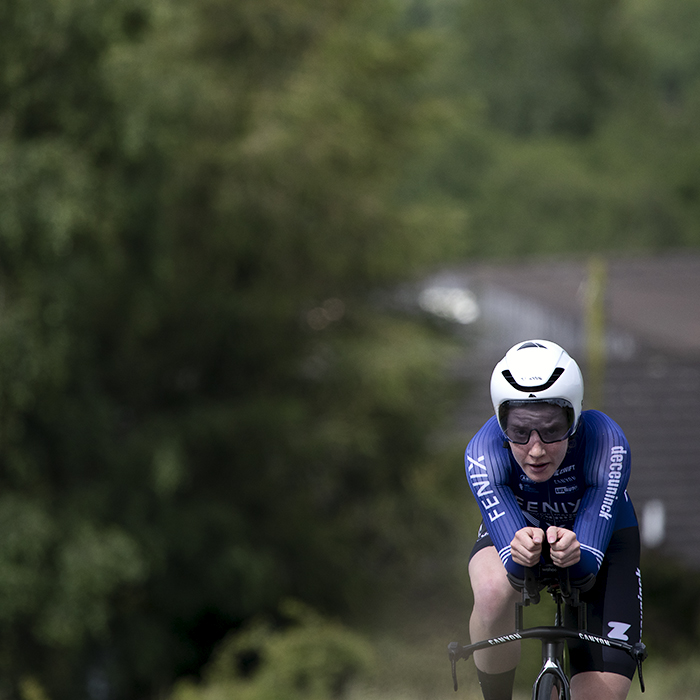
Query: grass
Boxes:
[{"xmin": 349, "ymin": 655, "xmax": 700, "ymax": 700}]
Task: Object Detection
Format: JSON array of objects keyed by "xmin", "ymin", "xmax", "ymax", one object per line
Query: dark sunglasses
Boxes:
[{"xmin": 499, "ymin": 400, "xmax": 576, "ymax": 445}]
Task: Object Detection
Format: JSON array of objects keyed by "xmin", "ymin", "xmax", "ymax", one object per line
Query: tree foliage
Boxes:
[
  {"xmin": 170, "ymin": 600, "xmax": 375, "ymax": 700},
  {"xmin": 0, "ymin": 1, "xmax": 463, "ymax": 698},
  {"xmin": 416, "ymin": 0, "xmax": 700, "ymax": 256}
]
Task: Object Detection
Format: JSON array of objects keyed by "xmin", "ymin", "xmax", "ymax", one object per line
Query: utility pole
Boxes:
[{"xmin": 584, "ymin": 256, "xmax": 607, "ymax": 411}]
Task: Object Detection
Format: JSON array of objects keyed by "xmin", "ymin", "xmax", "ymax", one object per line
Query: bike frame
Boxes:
[{"xmin": 448, "ymin": 572, "xmax": 647, "ymax": 699}]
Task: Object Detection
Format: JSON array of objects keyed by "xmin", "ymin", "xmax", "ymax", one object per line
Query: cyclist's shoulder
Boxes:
[
  {"xmin": 580, "ymin": 409, "xmax": 628, "ymax": 439},
  {"xmin": 469, "ymin": 414, "xmax": 500, "ymax": 437},
  {"xmin": 465, "ymin": 416, "xmax": 508, "ymax": 459},
  {"xmin": 577, "ymin": 410, "xmax": 631, "ymax": 467}
]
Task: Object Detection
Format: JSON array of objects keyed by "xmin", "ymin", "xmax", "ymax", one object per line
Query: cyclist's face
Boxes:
[{"xmin": 506, "ymin": 405, "xmax": 569, "ymax": 482}]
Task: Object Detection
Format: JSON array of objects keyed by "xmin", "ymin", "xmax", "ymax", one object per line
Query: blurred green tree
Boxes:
[
  {"xmin": 0, "ymin": 0, "xmax": 465, "ymax": 697},
  {"xmin": 449, "ymin": 0, "xmax": 642, "ymax": 137},
  {"xmin": 410, "ymin": 0, "xmax": 700, "ymax": 255}
]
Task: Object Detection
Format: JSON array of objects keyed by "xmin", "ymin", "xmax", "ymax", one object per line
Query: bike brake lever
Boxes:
[
  {"xmin": 448, "ymin": 642, "xmax": 460, "ymax": 691},
  {"xmin": 632, "ymin": 642, "xmax": 648, "ymax": 692}
]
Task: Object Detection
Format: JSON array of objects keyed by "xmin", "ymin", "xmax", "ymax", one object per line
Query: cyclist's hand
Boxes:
[
  {"xmin": 546, "ymin": 526, "xmax": 581, "ymax": 568},
  {"xmin": 510, "ymin": 527, "xmax": 545, "ymax": 567}
]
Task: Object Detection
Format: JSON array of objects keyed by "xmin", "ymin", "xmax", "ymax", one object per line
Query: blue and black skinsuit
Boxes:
[{"xmin": 465, "ymin": 409, "xmax": 643, "ymax": 678}]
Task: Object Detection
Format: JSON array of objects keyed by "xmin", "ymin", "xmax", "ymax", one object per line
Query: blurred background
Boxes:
[{"xmin": 1, "ymin": 0, "xmax": 699, "ymax": 698}]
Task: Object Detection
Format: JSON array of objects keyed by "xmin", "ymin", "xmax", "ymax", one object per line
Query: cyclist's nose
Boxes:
[{"xmin": 527, "ymin": 431, "xmax": 546, "ymax": 454}]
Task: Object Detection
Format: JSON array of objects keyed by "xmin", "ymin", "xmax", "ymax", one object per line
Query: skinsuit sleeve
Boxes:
[
  {"xmin": 465, "ymin": 416, "xmax": 528, "ymax": 576},
  {"xmin": 569, "ymin": 410, "xmax": 633, "ymax": 579}
]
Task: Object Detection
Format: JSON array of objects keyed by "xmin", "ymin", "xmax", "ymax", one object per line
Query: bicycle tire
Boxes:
[{"xmin": 535, "ymin": 672, "xmax": 559, "ymax": 700}]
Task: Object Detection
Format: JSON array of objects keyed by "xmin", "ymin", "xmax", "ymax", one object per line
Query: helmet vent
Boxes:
[
  {"xmin": 517, "ymin": 341, "xmax": 547, "ymax": 350},
  {"xmin": 502, "ymin": 367, "xmax": 565, "ymax": 393}
]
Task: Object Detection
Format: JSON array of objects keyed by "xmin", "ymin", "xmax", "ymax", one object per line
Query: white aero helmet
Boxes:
[{"xmin": 490, "ymin": 339, "xmax": 584, "ymax": 438}]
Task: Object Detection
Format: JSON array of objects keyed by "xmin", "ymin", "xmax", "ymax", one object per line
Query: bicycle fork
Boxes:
[{"xmin": 532, "ymin": 641, "xmax": 570, "ymax": 700}]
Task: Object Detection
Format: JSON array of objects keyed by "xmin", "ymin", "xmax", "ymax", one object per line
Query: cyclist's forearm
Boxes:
[{"xmin": 566, "ymin": 549, "xmax": 600, "ymax": 579}]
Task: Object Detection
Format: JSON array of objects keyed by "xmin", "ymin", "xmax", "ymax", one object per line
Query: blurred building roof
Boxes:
[
  {"xmin": 464, "ymin": 252, "xmax": 700, "ymax": 359},
  {"xmin": 444, "ymin": 251, "xmax": 700, "ymax": 569}
]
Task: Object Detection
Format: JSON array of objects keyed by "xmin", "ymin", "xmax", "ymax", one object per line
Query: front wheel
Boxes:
[{"xmin": 534, "ymin": 672, "xmax": 560, "ymax": 700}]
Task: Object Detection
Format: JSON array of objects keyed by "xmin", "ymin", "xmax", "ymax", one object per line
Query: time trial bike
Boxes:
[{"xmin": 448, "ymin": 567, "xmax": 647, "ymax": 700}]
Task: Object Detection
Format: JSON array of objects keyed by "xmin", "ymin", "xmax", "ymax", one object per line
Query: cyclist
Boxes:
[{"xmin": 465, "ymin": 340, "xmax": 642, "ymax": 700}]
